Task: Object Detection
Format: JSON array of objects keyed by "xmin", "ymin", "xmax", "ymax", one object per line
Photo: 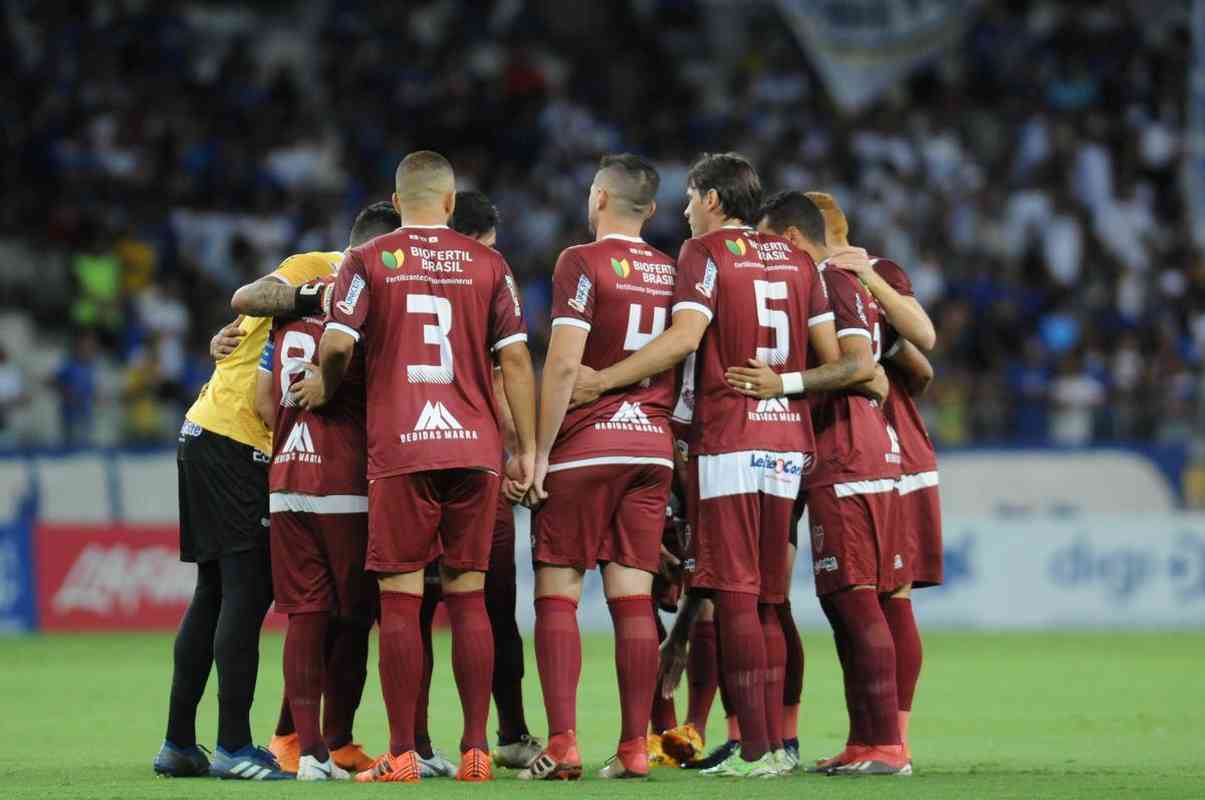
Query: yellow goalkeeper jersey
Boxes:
[{"xmin": 185, "ymin": 251, "xmax": 342, "ymax": 453}]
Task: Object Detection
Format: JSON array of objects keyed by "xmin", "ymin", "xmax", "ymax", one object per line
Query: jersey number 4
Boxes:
[{"xmin": 623, "ymin": 304, "xmax": 667, "ymax": 352}]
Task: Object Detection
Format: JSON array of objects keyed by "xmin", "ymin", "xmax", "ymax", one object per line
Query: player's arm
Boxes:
[
  {"xmin": 494, "ymin": 367, "xmax": 519, "ymax": 454},
  {"xmin": 531, "ymin": 325, "xmax": 589, "ymax": 502},
  {"xmin": 725, "ymin": 318, "xmax": 875, "ymax": 398},
  {"xmin": 570, "ymin": 309, "xmax": 709, "ymax": 407},
  {"xmin": 254, "ymin": 369, "xmax": 275, "ymax": 428},
  {"xmin": 231, "ymin": 254, "xmax": 332, "ymax": 318},
  {"xmin": 829, "ymin": 250, "xmax": 935, "ymax": 351},
  {"xmin": 886, "ymin": 338, "xmax": 934, "ymax": 396},
  {"xmin": 498, "ymin": 340, "xmax": 537, "ymax": 499}
]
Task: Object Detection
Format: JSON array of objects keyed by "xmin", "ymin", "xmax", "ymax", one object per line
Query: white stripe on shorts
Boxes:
[
  {"xmin": 896, "ymin": 470, "xmax": 939, "ymax": 496},
  {"xmin": 832, "ymin": 478, "xmax": 898, "ymax": 498},
  {"xmin": 269, "ymin": 493, "xmax": 368, "ymax": 514},
  {"xmin": 547, "ymin": 456, "xmax": 673, "ymax": 473}
]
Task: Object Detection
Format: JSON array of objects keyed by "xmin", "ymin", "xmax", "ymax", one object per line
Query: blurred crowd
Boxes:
[{"xmin": 0, "ymin": 0, "xmax": 1200, "ymax": 450}]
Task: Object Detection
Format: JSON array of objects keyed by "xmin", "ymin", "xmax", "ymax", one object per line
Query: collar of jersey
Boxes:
[
  {"xmin": 404, "ymin": 224, "xmax": 449, "ymax": 229},
  {"xmin": 602, "ymin": 233, "xmax": 644, "ymax": 243}
]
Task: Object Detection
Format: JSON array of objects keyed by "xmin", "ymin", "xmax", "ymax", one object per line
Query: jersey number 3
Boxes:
[{"xmin": 406, "ymin": 294, "xmax": 454, "ymax": 384}]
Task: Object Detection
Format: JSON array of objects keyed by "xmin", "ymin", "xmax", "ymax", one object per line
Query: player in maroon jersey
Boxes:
[
  {"xmin": 809, "ymin": 192, "xmax": 940, "ymax": 766},
  {"xmin": 298, "ymin": 151, "xmax": 538, "ymax": 784},
  {"xmin": 571, "ymin": 154, "xmax": 880, "ymax": 778},
  {"xmin": 517, "ymin": 154, "xmax": 675, "ymax": 780},
  {"xmin": 449, "ymin": 190, "xmax": 543, "ymax": 771},
  {"xmin": 726, "ymin": 190, "xmax": 911, "ymax": 775},
  {"xmin": 254, "ymin": 202, "xmax": 399, "ymax": 780}
]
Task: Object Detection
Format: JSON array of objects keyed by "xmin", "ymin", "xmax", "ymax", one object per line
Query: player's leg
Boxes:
[
  {"xmin": 320, "ymin": 509, "xmax": 377, "ymax": 773},
  {"xmin": 486, "ymin": 498, "xmax": 540, "ymax": 767},
  {"xmin": 357, "ymin": 473, "xmax": 440, "ymax": 784},
  {"xmin": 157, "ymin": 559, "xmax": 221, "ymax": 776},
  {"xmin": 209, "ymin": 546, "xmax": 283, "ymax": 776},
  {"xmin": 882, "ymin": 584, "xmax": 920, "ymax": 760},
  {"xmin": 438, "ymin": 468, "xmax": 503, "ymax": 782},
  {"xmin": 779, "ymin": 543, "xmax": 804, "ymax": 759},
  {"xmin": 669, "ymin": 598, "xmax": 722, "ymax": 767},
  {"xmin": 649, "ymin": 602, "xmax": 679, "ymax": 735},
  {"xmin": 755, "ymin": 490, "xmax": 797, "ymax": 772},
  {"xmin": 414, "ymin": 568, "xmax": 441, "ymax": 763},
  {"xmin": 596, "ymin": 463, "xmax": 668, "ymax": 779},
  {"xmin": 270, "ymin": 510, "xmax": 344, "ymax": 780}
]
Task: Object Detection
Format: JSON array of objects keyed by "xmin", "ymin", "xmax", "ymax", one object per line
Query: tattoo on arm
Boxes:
[{"xmin": 233, "ymin": 278, "xmax": 295, "ymax": 317}]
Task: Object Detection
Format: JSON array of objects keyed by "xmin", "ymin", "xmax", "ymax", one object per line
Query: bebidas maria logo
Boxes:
[
  {"xmin": 595, "ymin": 401, "xmax": 663, "ymax": 434},
  {"xmin": 277, "ymin": 422, "xmax": 320, "ymax": 464},
  {"xmin": 755, "ymin": 397, "xmax": 790, "ymax": 414},
  {"xmin": 611, "ymin": 402, "xmax": 651, "ymax": 423},
  {"xmin": 403, "ymin": 402, "xmax": 481, "ymax": 444},
  {"xmin": 748, "ymin": 396, "xmax": 801, "ymax": 423}
]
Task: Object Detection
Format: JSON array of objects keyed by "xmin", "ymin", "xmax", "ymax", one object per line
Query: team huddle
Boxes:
[{"xmin": 154, "ymin": 149, "xmax": 941, "ymax": 783}]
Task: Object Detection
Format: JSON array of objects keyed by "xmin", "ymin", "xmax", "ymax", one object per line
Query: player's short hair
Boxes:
[
  {"xmin": 395, "ymin": 150, "xmax": 455, "ymax": 206},
  {"xmin": 348, "ymin": 201, "xmax": 401, "ymax": 247},
  {"xmin": 597, "ymin": 153, "xmax": 660, "ymax": 217},
  {"xmin": 805, "ymin": 191, "xmax": 849, "ymax": 244},
  {"xmin": 449, "ymin": 190, "xmax": 499, "ymax": 239},
  {"xmin": 759, "ymin": 190, "xmax": 827, "ymax": 246},
  {"xmin": 686, "ymin": 152, "xmax": 763, "ymax": 224}
]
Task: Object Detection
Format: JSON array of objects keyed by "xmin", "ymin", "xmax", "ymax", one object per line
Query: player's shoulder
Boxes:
[
  {"xmin": 870, "ymin": 255, "xmax": 906, "ymax": 277},
  {"xmin": 274, "ymin": 250, "xmax": 341, "ymax": 283}
]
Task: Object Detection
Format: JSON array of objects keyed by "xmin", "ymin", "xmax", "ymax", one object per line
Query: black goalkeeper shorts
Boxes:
[{"xmin": 177, "ymin": 421, "xmax": 270, "ymax": 564}]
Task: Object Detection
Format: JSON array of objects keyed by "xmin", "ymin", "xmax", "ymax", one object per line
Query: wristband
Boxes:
[
  {"xmin": 781, "ymin": 371, "xmax": 805, "ymax": 396},
  {"xmin": 295, "ymin": 282, "xmax": 325, "ymax": 315}
]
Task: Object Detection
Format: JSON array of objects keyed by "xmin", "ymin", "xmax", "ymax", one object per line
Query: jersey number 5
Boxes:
[
  {"xmin": 754, "ymin": 280, "xmax": 790, "ymax": 366},
  {"xmin": 406, "ymin": 294, "xmax": 454, "ymax": 384}
]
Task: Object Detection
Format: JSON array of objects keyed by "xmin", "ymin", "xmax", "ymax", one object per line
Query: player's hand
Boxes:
[
  {"xmin": 828, "ymin": 245, "xmax": 873, "ymax": 277},
  {"xmin": 857, "ymin": 365, "xmax": 890, "ymax": 404},
  {"xmin": 725, "ymin": 359, "xmax": 785, "ymax": 399},
  {"xmin": 569, "ymin": 365, "xmax": 604, "ymax": 408},
  {"xmin": 290, "ymin": 363, "xmax": 328, "ymax": 410},
  {"xmin": 504, "ymin": 452, "xmax": 535, "ymax": 504},
  {"xmin": 659, "ymin": 544, "xmax": 682, "ymax": 583},
  {"xmin": 658, "ymin": 636, "xmax": 689, "ymax": 699},
  {"xmin": 505, "ymin": 450, "xmax": 536, "ymax": 505},
  {"xmin": 210, "ymin": 320, "xmax": 245, "ymax": 360}
]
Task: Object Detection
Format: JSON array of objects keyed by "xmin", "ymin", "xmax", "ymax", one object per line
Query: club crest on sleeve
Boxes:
[
  {"xmin": 568, "ymin": 274, "xmax": 591, "ymax": 313},
  {"xmin": 695, "ymin": 259, "xmax": 717, "ymax": 298}
]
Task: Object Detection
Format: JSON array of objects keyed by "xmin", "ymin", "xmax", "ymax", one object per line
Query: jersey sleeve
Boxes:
[
  {"xmin": 270, "ymin": 253, "xmax": 333, "ymax": 286},
  {"xmin": 806, "ymin": 263, "xmax": 834, "ymax": 328},
  {"xmin": 326, "ymin": 250, "xmax": 370, "ymax": 341},
  {"xmin": 825, "ymin": 270, "xmax": 873, "ymax": 342},
  {"xmin": 671, "ymin": 239, "xmax": 718, "ymax": 321},
  {"xmin": 258, "ymin": 323, "xmax": 277, "ymax": 373},
  {"xmin": 490, "ymin": 255, "xmax": 528, "ymax": 351},
  {"xmin": 549, "ymin": 249, "xmax": 594, "ymax": 332},
  {"xmin": 872, "ymin": 258, "xmax": 913, "ymax": 296}
]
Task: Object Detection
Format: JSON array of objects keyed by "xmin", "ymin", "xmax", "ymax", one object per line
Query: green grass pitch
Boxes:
[{"xmin": 1, "ymin": 630, "xmax": 1202, "ymax": 799}]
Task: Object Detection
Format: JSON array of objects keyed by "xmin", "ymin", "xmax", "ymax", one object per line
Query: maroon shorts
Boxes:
[
  {"xmin": 898, "ymin": 472, "xmax": 943, "ymax": 588},
  {"xmin": 807, "ymin": 480, "xmax": 907, "ymax": 596},
  {"xmin": 534, "ymin": 462, "xmax": 671, "ymax": 573},
  {"xmin": 367, "ymin": 469, "xmax": 500, "ymax": 574},
  {"xmin": 269, "ymin": 506, "xmax": 376, "ymax": 621},
  {"xmin": 687, "ymin": 452, "xmax": 801, "ymax": 604}
]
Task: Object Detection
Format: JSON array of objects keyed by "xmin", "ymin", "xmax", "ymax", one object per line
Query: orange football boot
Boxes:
[
  {"xmin": 354, "ymin": 751, "xmax": 421, "ymax": 783},
  {"xmin": 661, "ymin": 723, "xmax": 704, "ymax": 765},
  {"xmin": 267, "ymin": 733, "xmax": 299, "ymax": 773},
  {"xmin": 330, "ymin": 742, "xmax": 377, "ymax": 773},
  {"xmin": 456, "ymin": 748, "xmax": 494, "ymax": 782}
]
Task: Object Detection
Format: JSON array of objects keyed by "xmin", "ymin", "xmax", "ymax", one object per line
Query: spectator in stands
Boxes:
[
  {"xmin": 52, "ymin": 332, "xmax": 101, "ymax": 447},
  {"xmin": 0, "ymin": 346, "xmax": 27, "ymax": 446}
]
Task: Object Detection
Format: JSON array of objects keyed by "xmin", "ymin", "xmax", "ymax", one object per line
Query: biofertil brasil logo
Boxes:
[
  {"xmin": 611, "ymin": 257, "xmax": 631, "ymax": 278},
  {"xmin": 725, "ymin": 239, "xmax": 748, "ymax": 256},
  {"xmin": 380, "ymin": 249, "xmax": 406, "ymax": 269}
]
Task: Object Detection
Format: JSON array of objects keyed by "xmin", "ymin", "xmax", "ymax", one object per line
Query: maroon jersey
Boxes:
[
  {"xmin": 548, "ymin": 234, "xmax": 676, "ymax": 466},
  {"xmin": 670, "ymin": 227, "xmax": 831, "ymax": 457},
  {"xmin": 326, "ymin": 225, "xmax": 527, "ymax": 479},
  {"xmin": 874, "ymin": 257, "xmax": 938, "ymax": 474},
  {"xmin": 262, "ymin": 308, "xmax": 367, "ymax": 496},
  {"xmin": 807, "ymin": 264, "xmax": 902, "ymax": 488}
]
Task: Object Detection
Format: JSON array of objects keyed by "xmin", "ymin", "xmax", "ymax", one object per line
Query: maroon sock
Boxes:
[
  {"xmin": 650, "ymin": 607, "xmax": 678, "ymax": 733},
  {"xmin": 444, "ymin": 589, "xmax": 495, "ymax": 753},
  {"xmin": 378, "ymin": 591, "xmax": 424, "ymax": 756},
  {"xmin": 607, "ymin": 595, "xmax": 659, "ymax": 744},
  {"xmin": 485, "ymin": 555, "xmax": 529, "ymax": 743},
  {"xmin": 685, "ymin": 619, "xmax": 718, "ymax": 731},
  {"xmin": 820, "ymin": 595, "xmax": 861, "ymax": 745},
  {"xmin": 275, "ymin": 696, "xmax": 294, "ymax": 737},
  {"xmin": 534, "ymin": 595, "xmax": 581, "ymax": 737},
  {"xmin": 322, "ymin": 618, "xmax": 370, "ymax": 751},
  {"xmin": 830, "ymin": 590, "xmax": 900, "ymax": 746},
  {"xmin": 883, "ymin": 597, "xmax": 922, "ymax": 712},
  {"xmin": 777, "ymin": 601, "xmax": 804, "ymax": 707},
  {"xmin": 284, "ymin": 611, "xmax": 329, "ymax": 759},
  {"xmin": 714, "ymin": 591, "xmax": 769, "ymax": 761},
  {"xmin": 759, "ymin": 603, "xmax": 786, "ymax": 751},
  {"xmin": 414, "ymin": 587, "xmax": 439, "ymax": 758}
]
